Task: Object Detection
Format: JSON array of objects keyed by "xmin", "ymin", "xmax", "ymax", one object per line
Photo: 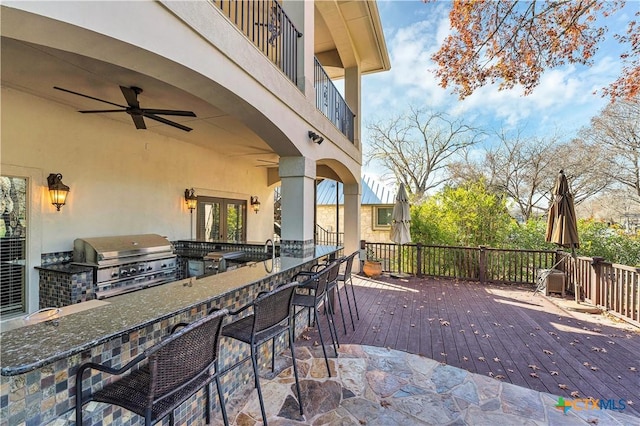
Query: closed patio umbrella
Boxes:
[
  {"xmin": 390, "ymin": 183, "xmax": 411, "ymax": 277},
  {"xmin": 545, "ymin": 170, "xmax": 580, "ymax": 301}
]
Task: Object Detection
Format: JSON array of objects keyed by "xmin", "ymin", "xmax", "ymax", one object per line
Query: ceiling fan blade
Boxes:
[
  {"xmin": 144, "ymin": 113, "xmax": 193, "ymax": 132},
  {"xmin": 141, "ymin": 109, "xmax": 196, "ymax": 117},
  {"xmin": 120, "ymin": 86, "xmax": 141, "ymax": 108},
  {"xmin": 131, "ymin": 114, "xmax": 146, "ymax": 130},
  {"xmin": 79, "ymin": 109, "xmax": 126, "ymax": 113},
  {"xmin": 54, "ymin": 86, "xmax": 127, "ymax": 108}
]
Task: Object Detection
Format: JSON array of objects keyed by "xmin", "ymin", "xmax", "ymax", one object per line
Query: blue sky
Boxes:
[{"xmin": 359, "ymin": 0, "xmax": 636, "ymax": 168}]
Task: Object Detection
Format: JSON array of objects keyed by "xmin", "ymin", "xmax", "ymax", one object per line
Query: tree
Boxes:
[
  {"xmin": 582, "ymin": 96, "xmax": 640, "ymax": 201},
  {"xmin": 411, "ymin": 180, "xmax": 513, "ymax": 247},
  {"xmin": 365, "ymin": 107, "xmax": 481, "ymax": 199},
  {"xmin": 449, "ymin": 130, "xmax": 611, "ymax": 221},
  {"xmin": 429, "ymin": 0, "xmax": 639, "ymax": 101}
]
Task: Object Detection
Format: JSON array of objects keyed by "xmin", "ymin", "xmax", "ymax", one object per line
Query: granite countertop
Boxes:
[
  {"xmin": 1, "ymin": 246, "xmax": 340, "ymax": 376},
  {"xmin": 35, "ymin": 263, "xmax": 93, "ymax": 274}
]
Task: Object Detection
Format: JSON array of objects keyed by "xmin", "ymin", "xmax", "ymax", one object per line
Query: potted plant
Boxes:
[{"xmin": 363, "ymin": 248, "xmax": 383, "ymax": 278}]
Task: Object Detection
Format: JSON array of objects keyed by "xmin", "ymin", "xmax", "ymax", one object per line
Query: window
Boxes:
[
  {"xmin": 1, "ymin": 176, "xmax": 27, "ymax": 315},
  {"xmin": 373, "ymin": 206, "xmax": 393, "ymax": 230}
]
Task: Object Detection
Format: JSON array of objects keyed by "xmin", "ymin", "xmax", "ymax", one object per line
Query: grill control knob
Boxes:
[
  {"xmin": 161, "ymin": 264, "xmax": 166, "ymax": 268},
  {"xmin": 130, "ymin": 268, "xmax": 137, "ymax": 274},
  {"xmin": 111, "ymin": 271, "xmax": 119, "ymax": 278},
  {"xmin": 147, "ymin": 266, "xmax": 153, "ymax": 271}
]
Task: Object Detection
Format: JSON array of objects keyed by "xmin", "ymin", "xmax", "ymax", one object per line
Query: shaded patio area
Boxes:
[{"xmin": 291, "ymin": 275, "xmax": 640, "ymax": 419}]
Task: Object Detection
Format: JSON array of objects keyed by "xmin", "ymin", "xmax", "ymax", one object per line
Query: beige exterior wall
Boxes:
[
  {"xmin": 317, "ymin": 205, "xmax": 393, "ymax": 243},
  {"xmin": 1, "ymin": 87, "xmax": 275, "ymax": 252}
]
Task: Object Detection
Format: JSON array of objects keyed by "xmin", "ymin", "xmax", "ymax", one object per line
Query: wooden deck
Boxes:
[{"xmin": 298, "ymin": 274, "xmax": 640, "ymax": 417}]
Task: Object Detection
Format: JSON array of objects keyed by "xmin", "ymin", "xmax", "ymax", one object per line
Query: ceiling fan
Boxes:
[{"xmin": 53, "ymin": 85, "xmax": 196, "ymax": 132}]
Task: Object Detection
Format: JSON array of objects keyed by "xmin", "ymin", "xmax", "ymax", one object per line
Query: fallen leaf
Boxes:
[
  {"xmin": 592, "ymin": 328, "xmax": 602, "ymax": 333},
  {"xmin": 591, "ymin": 366, "xmax": 599, "ymax": 371},
  {"xmin": 493, "ymin": 357, "xmax": 500, "ymax": 362},
  {"xmin": 586, "ymin": 418, "xmax": 599, "ymax": 425},
  {"xmin": 529, "ymin": 333, "xmax": 537, "ymax": 336},
  {"xmin": 569, "ymin": 342, "xmax": 576, "ymax": 346},
  {"xmin": 549, "ymin": 331, "xmax": 557, "ymax": 336},
  {"xmin": 380, "ymin": 400, "xmax": 391, "ymax": 408},
  {"xmin": 478, "ymin": 357, "xmax": 486, "ymax": 362},
  {"xmin": 530, "ymin": 372, "xmax": 539, "ymax": 378},
  {"xmin": 441, "ymin": 352, "xmax": 447, "ymax": 357},
  {"xmin": 473, "ymin": 330, "xmax": 479, "ymax": 335},
  {"xmin": 403, "ymin": 304, "xmax": 407, "ymax": 308},
  {"xmin": 488, "ymin": 372, "xmax": 494, "ymax": 377},
  {"xmin": 628, "ymin": 400, "xmax": 634, "ymax": 406},
  {"xmin": 440, "ymin": 320, "xmax": 450, "ymax": 326},
  {"xmin": 543, "ymin": 349, "xmax": 553, "ymax": 355},
  {"xmin": 571, "ymin": 391, "xmax": 580, "ymax": 398},
  {"xmin": 528, "ymin": 364, "xmax": 540, "ymax": 370},
  {"xmin": 302, "ymin": 334, "xmax": 311, "ymax": 341},
  {"xmin": 462, "ymin": 356, "xmax": 469, "ymax": 361},
  {"xmin": 411, "ymin": 324, "xmax": 416, "ymax": 327},
  {"xmin": 482, "ymin": 333, "xmax": 491, "ymax": 338},
  {"xmin": 507, "ymin": 369, "xmax": 514, "ymax": 373},
  {"xmin": 495, "ymin": 374, "xmax": 505, "ymax": 380},
  {"xmin": 584, "ymin": 362, "xmax": 590, "ymax": 367},
  {"xmin": 558, "ymin": 384, "xmax": 568, "ymax": 390},
  {"xmin": 459, "ymin": 329, "xmax": 465, "ymax": 333},
  {"xmin": 630, "ymin": 367, "xmax": 637, "ymax": 372}
]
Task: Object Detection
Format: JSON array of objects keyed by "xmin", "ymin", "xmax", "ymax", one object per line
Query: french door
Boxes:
[{"xmin": 196, "ymin": 197, "xmax": 247, "ymax": 242}]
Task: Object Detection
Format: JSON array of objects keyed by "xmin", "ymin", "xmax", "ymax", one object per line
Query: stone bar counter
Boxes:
[{"xmin": 0, "ymin": 246, "xmax": 340, "ymax": 425}]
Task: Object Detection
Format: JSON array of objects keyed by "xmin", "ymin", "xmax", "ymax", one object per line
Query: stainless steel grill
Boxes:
[{"xmin": 73, "ymin": 234, "xmax": 177, "ymax": 299}]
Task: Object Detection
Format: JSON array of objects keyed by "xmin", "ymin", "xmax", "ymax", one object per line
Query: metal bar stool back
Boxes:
[{"xmin": 75, "ymin": 308, "xmax": 229, "ymax": 426}]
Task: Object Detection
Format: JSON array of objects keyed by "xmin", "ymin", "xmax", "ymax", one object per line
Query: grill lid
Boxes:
[{"xmin": 73, "ymin": 234, "xmax": 174, "ymax": 265}]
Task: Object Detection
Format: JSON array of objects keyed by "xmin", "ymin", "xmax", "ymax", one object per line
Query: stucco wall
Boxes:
[
  {"xmin": 317, "ymin": 205, "xmax": 392, "ymax": 243},
  {"xmin": 1, "ymin": 87, "xmax": 275, "ymax": 252}
]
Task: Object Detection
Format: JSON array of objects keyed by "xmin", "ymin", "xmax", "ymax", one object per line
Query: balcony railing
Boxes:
[
  {"xmin": 314, "ymin": 57, "xmax": 355, "ymax": 142},
  {"xmin": 211, "ymin": 0, "xmax": 302, "ymax": 86},
  {"xmin": 362, "ymin": 241, "xmax": 640, "ymax": 328}
]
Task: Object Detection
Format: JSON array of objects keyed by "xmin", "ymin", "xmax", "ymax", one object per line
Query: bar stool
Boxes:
[
  {"xmin": 75, "ymin": 308, "xmax": 229, "ymax": 426},
  {"xmin": 291, "ymin": 263, "xmax": 340, "ymax": 376},
  {"xmin": 337, "ymin": 251, "xmax": 359, "ymax": 327},
  {"xmin": 221, "ymin": 282, "xmax": 303, "ymax": 426}
]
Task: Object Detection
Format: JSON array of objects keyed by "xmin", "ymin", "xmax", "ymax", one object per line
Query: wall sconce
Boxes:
[
  {"xmin": 184, "ymin": 188, "xmax": 197, "ymax": 211},
  {"xmin": 250, "ymin": 196, "xmax": 261, "ymax": 214},
  {"xmin": 308, "ymin": 131, "xmax": 324, "ymax": 144},
  {"xmin": 47, "ymin": 173, "xmax": 70, "ymax": 211}
]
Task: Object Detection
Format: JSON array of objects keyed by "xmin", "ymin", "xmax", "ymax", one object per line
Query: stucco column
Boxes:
[
  {"xmin": 345, "ymin": 65, "xmax": 361, "ymax": 149},
  {"xmin": 279, "ymin": 156, "xmax": 316, "ymax": 257},
  {"xmin": 343, "ymin": 181, "xmax": 361, "ymax": 258},
  {"xmin": 281, "ymin": 0, "xmax": 311, "ymax": 94}
]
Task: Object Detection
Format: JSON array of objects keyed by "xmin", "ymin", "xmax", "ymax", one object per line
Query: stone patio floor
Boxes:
[{"xmin": 223, "ymin": 344, "xmax": 638, "ymax": 425}]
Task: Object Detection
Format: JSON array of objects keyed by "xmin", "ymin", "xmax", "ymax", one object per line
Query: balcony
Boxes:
[
  {"xmin": 315, "ymin": 57, "xmax": 355, "ymax": 142},
  {"xmin": 211, "ymin": 0, "xmax": 302, "ymax": 86}
]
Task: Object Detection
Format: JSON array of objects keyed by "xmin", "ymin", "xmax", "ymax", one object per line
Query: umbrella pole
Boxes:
[{"xmin": 571, "ymin": 248, "xmax": 580, "ymax": 304}]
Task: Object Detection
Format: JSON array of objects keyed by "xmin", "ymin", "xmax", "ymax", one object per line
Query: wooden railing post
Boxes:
[
  {"xmin": 479, "ymin": 246, "xmax": 487, "ymax": 284},
  {"xmin": 590, "ymin": 257, "xmax": 605, "ymax": 306},
  {"xmin": 416, "ymin": 243, "xmax": 423, "ymax": 278}
]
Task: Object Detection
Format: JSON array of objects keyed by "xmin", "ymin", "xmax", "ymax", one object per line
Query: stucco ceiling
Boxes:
[{"xmin": 1, "ymin": 37, "xmax": 281, "ymax": 168}]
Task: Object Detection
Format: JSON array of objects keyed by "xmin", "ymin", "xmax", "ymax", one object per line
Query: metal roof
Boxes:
[{"xmin": 316, "ymin": 176, "xmax": 396, "ymax": 206}]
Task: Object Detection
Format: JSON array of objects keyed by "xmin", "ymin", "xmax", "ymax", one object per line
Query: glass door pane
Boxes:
[
  {"xmin": 1, "ymin": 176, "xmax": 27, "ymax": 315},
  {"xmin": 226, "ymin": 202, "xmax": 245, "ymax": 242}
]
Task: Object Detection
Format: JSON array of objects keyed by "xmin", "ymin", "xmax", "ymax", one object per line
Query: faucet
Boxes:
[{"xmin": 264, "ymin": 239, "xmax": 274, "ymax": 258}]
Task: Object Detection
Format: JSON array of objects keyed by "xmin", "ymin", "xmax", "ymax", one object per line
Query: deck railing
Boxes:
[
  {"xmin": 314, "ymin": 57, "xmax": 355, "ymax": 142},
  {"xmin": 315, "ymin": 224, "xmax": 344, "ymax": 247},
  {"xmin": 212, "ymin": 0, "xmax": 302, "ymax": 86},
  {"xmin": 362, "ymin": 241, "xmax": 639, "ymax": 327}
]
